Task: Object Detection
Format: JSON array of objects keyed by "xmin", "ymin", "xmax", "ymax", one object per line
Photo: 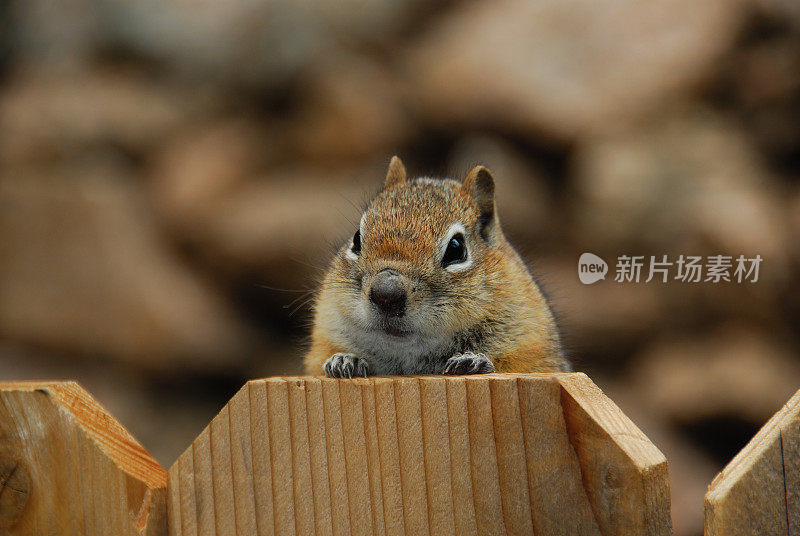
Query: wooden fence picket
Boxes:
[
  {"xmin": 0, "ymin": 381, "xmax": 166, "ymax": 536},
  {"xmin": 167, "ymin": 373, "xmax": 672, "ymax": 536},
  {"xmin": 705, "ymin": 387, "xmax": 800, "ymax": 536},
  {"xmin": 0, "ymin": 374, "xmax": 683, "ymax": 535}
]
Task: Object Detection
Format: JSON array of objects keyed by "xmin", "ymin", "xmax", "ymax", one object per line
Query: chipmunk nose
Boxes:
[{"xmin": 369, "ymin": 269, "xmax": 407, "ymax": 317}]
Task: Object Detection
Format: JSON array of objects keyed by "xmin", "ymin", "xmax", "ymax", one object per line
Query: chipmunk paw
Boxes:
[
  {"xmin": 324, "ymin": 353, "xmax": 371, "ymax": 378},
  {"xmin": 443, "ymin": 352, "xmax": 495, "ymax": 375}
]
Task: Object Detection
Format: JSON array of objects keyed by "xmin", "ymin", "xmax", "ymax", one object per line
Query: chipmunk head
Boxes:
[{"xmin": 328, "ymin": 156, "xmax": 507, "ymax": 360}]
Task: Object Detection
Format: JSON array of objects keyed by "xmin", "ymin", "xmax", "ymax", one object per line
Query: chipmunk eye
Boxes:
[
  {"xmin": 351, "ymin": 230, "xmax": 362, "ymax": 255},
  {"xmin": 442, "ymin": 233, "xmax": 467, "ymax": 267}
]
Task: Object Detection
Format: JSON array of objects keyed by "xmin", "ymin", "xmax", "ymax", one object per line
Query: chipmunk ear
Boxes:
[
  {"xmin": 463, "ymin": 165, "xmax": 498, "ymax": 240},
  {"xmin": 385, "ymin": 156, "xmax": 407, "ymax": 188}
]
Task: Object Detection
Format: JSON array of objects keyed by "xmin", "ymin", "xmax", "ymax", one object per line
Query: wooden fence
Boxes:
[
  {"xmin": 704, "ymin": 387, "xmax": 800, "ymax": 536},
  {"xmin": 0, "ymin": 381, "xmax": 165, "ymax": 535},
  {"xmin": 0, "ymin": 374, "xmax": 797, "ymax": 535}
]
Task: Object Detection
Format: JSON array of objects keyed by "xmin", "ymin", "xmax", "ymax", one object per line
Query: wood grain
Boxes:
[
  {"xmin": 373, "ymin": 378, "xmax": 404, "ymax": 536},
  {"xmin": 357, "ymin": 378, "xmax": 386, "ymax": 536},
  {"xmin": 168, "ymin": 456, "xmax": 182, "ymax": 536},
  {"xmin": 444, "ymin": 378, "xmax": 477, "ymax": 536},
  {"xmin": 0, "ymin": 381, "xmax": 166, "ymax": 536},
  {"xmin": 516, "ymin": 376, "xmax": 600, "ymax": 535},
  {"xmin": 418, "ymin": 377, "xmax": 455, "ymax": 535},
  {"xmin": 558, "ymin": 373, "xmax": 672, "ymax": 536},
  {"xmin": 464, "ymin": 377, "xmax": 505, "ymax": 535},
  {"xmin": 192, "ymin": 428, "xmax": 215, "ymax": 536},
  {"xmin": 178, "ymin": 440, "xmax": 197, "ymax": 536},
  {"xmin": 303, "ymin": 378, "xmax": 333, "ymax": 536},
  {"xmin": 320, "ymin": 379, "xmax": 350, "ymax": 536},
  {"xmin": 287, "ymin": 378, "xmax": 316, "ymax": 536},
  {"xmin": 705, "ymin": 387, "xmax": 800, "ymax": 536},
  {"xmin": 265, "ymin": 379, "xmax": 295, "ymax": 536},
  {"xmin": 228, "ymin": 387, "xmax": 258, "ymax": 536},
  {"xmin": 393, "ymin": 378, "xmax": 429, "ymax": 536},
  {"xmin": 167, "ymin": 373, "xmax": 671, "ymax": 536},
  {"xmin": 782, "ymin": 391, "xmax": 800, "ymax": 536},
  {"xmin": 338, "ymin": 380, "xmax": 373, "ymax": 536},
  {"xmin": 210, "ymin": 407, "xmax": 236, "ymax": 535},
  {"xmin": 488, "ymin": 377, "xmax": 534, "ymax": 535},
  {"xmin": 248, "ymin": 380, "xmax": 275, "ymax": 536}
]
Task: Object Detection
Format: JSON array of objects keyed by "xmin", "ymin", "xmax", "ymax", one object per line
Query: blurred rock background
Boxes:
[{"xmin": 1, "ymin": 0, "xmax": 799, "ymax": 533}]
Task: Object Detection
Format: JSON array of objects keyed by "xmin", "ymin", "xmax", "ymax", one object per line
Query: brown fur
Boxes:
[{"xmin": 304, "ymin": 157, "xmax": 566, "ymax": 375}]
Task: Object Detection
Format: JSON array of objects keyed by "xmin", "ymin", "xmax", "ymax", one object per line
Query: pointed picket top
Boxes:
[
  {"xmin": 0, "ymin": 381, "xmax": 166, "ymax": 535},
  {"xmin": 168, "ymin": 373, "xmax": 671, "ymax": 536},
  {"xmin": 705, "ymin": 387, "xmax": 800, "ymax": 536}
]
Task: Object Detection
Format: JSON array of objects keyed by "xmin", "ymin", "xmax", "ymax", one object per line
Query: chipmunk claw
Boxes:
[
  {"xmin": 324, "ymin": 353, "xmax": 371, "ymax": 378},
  {"xmin": 443, "ymin": 352, "xmax": 495, "ymax": 375}
]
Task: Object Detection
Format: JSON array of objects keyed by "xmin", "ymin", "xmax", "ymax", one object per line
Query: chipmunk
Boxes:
[{"xmin": 304, "ymin": 156, "xmax": 568, "ymax": 377}]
